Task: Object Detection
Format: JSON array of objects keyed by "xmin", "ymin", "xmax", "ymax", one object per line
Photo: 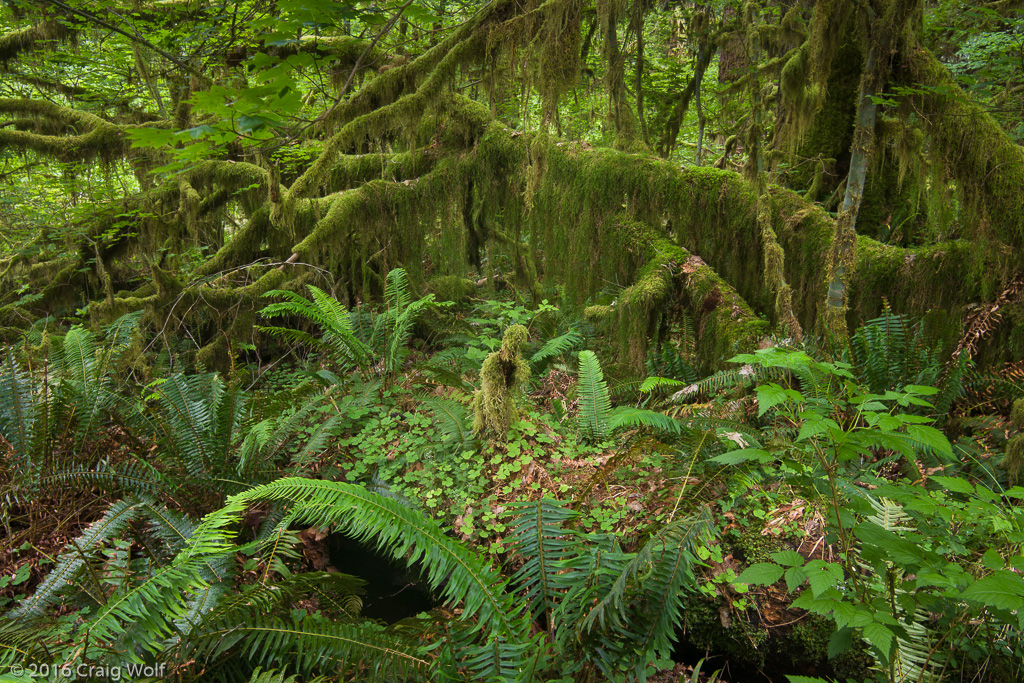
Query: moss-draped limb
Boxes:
[
  {"xmin": 0, "ymin": 99, "xmax": 133, "ymax": 161},
  {"xmin": 0, "ymin": 126, "xmax": 130, "ymax": 162},
  {"xmin": 0, "ymin": 21, "xmax": 73, "ymax": 64},
  {"xmin": 528, "ymin": 133, "xmax": 1018, "ymax": 360},
  {"xmin": 288, "ymin": 27, "xmax": 494, "ymax": 201},
  {"xmin": 608, "ymin": 230, "xmax": 767, "ymax": 372},
  {"xmin": 905, "ymin": 44, "xmax": 1024, "ymax": 262},
  {"xmin": 0, "ymin": 98, "xmax": 124, "ymax": 132},
  {"xmin": 287, "ymin": 0, "xmax": 576, "ymax": 201}
]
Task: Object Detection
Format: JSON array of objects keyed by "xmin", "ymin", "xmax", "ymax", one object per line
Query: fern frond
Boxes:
[
  {"xmin": 507, "ymin": 499, "xmax": 579, "ymax": 618},
  {"xmin": 0, "ymin": 617, "xmax": 42, "ymax": 664},
  {"xmin": 639, "ymin": 376, "xmax": 687, "ymax": 393},
  {"xmin": 156, "ymin": 373, "xmax": 216, "ymax": 476},
  {"xmin": 421, "ymin": 397, "xmax": 474, "ymax": 454},
  {"xmin": 39, "ymin": 460, "xmax": 171, "ymax": 498},
  {"xmin": 671, "ymin": 364, "xmax": 785, "ymax": 402},
  {"xmin": 384, "ymin": 266, "xmax": 413, "ymax": 312},
  {"xmin": 581, "ymin": 509, "xmax": 714, "ymax": 678},
  {"xmin": 262, "ymin": 287, "xmax": 372, "ymax": 370},
  {"xmin": 196, "ymin": 616, "xmax": 429, "ymax": 680},
  {"xmin": 80, "ymin": 554, "xmax": 210, "ymax": 658},
  {"xmin": 9, "ymin": 499, "xmax": 140, "ymax": 618},
  {"xmin": 184, "ymin": 479, "xmax": 530, "ymax": 647},
  {"xmin": 580, "ymin": 508, "xmax": 713, "ymax": 636},
  {"xmin": 578, "ymin": 351, "xmax": 611, "ymax": 444},
  {"xmin": 0, "ymin": 349, "xmax": 36, "ymax": 470},
  {"xmin": 383, "ymin": 297, "xmax": 429, "ymax": 375},
  {"xmin": 181, "ymin": 572, "xmax": 367, "ymax": 659},
  {"xmin": 530, "ymin": 331, "xmax": 583, "ymax": 370},
  {"xmin": 867, "ymin": 497, "xmax": 911, "ymax": 533},
  {"xmin": 98, "ymin": 310, "xmax": 143, "ymax": 368},
  {"xmin": 606, "ymin": 407, "xmax": 681, "ymax": 435},
  {"xmin": 244, "ymin": 668, "xmax": 301, "ymax": 683}
]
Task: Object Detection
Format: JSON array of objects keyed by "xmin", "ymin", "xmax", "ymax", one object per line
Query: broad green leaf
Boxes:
[
  {"xmin": 905, "ymin": 424, "xmax": 953, "ymax": 458},
  {"xmin": 710, "ymin": 448, "xmax": 773, "ymax": 465},
  {"xmin": 804, "ymin": 560, "xmax": 844, "ymax": 597},
  {"xmin": 785, "ymin": 566, "xmax": 807, "ymax": 592},
  {"xmin": 827, "ymin": 626, "xmax": 855, "ymax": 658},
  {"xmin": 755, "ymin": 383, "xmax": 793, "ymax": 416},
  {"xmin": 770, "ymin": 550, "xmax": 805, "ymax": 567},
  {"xmin": 854, "ymin": 522, "xmax": 924, "ymax": 565},
  {"xmin": 961, "ymin": 570, "xmax": 1024, "ymax": 611},
  {"xmin": 735, "ymin": 562, "xmax": 784, "ymax": 585},
  {"xmin": 862, "ymin": 622, "xmax": 895, "ymax": 661},
  {"xmin": 929, "ymin": 475, "xmax": 974, "ymax": 495}
]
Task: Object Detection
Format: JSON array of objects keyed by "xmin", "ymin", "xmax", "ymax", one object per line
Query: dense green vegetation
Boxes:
[{"xmin": 1, "ymin": 0, "xmax": 1024, "ymax": 681}]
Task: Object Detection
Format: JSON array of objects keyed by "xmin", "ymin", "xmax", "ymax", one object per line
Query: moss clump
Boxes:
[
  {"xmin": 472, "ymin": 324, "xmax": 530, "ymax": 441},
  {"xmin": 0, "ymin": 21, "xmax": 73, "ymax": 64},
  {"xmin": 1011, "ymin": 399, "xmax": 1024, "ymax": 431},
  {"xmin": 426, "ymin": 275, "xmax": 475, "ymax": 303},
  {"xmin": 788, "ymin": 616, "xmax": 872, "ymax": 680}
]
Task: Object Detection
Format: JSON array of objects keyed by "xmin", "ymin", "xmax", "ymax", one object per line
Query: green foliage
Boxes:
[
  {"xmin": 262, "ymin": 285, "xmax": 373, "ymax": 372},
  {"xmin": 845, "ymin": 309, "xmax": 942, "ymax": 395},
  {"xmin": 578, "ymin": 351, "xmax": 682, "ymax": 444},
  {"xmin": 263, "ymin": 268, "xmax": 446, "ymax": 384},
  {"xmin": 718, "ymin": 348, "xmax": 1024, "ymax": 680},
  {"xmin": 506, "ymin": 498, "xmax": 716, "ymax": 681},
  {"xmin": 577, "ymin": 350, "xmax": 612, "ymax": 443}
]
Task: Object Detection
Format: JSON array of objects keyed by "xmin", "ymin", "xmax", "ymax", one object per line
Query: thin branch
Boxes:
[{"xmin": 47, "ymin": 0, "xmax": 209, "ymax": 81}]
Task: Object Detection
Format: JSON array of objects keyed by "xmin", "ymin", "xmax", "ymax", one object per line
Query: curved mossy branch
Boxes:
[
  {"xmin": 532, "ymin": 137, "xmax": 1019, "ymax": 359},
  {"xmin": 771, "ymin": 188, "xmax": 1018, "ymax": 353},
  {"xmin": 906, "ymin": 44, "xmax": 1024, "ymax": 263},
  {"xmin": 287, "ymin": 28, "xmax": 494, "ymax": 202},
  {"xmin": 0, "ymin": 98, "xmax": 124, "ymax": 130},
  {"xmin": 585, "ymin": 220, "xmax": 768, "ymax": 372},
  {"xmin": 318, "ymin": 0, "xmax": 516, "ymax": 132},
  {"xmin": 287, "ymin": 0, "xmax": 574, "ymax": 202},
  {"xmin": 0, "ymin": 99, "xmax": 133, "ymax": 161},
  {"xmin": 0, "ymin": 20, "xmax": 74, "ymax": 65}
]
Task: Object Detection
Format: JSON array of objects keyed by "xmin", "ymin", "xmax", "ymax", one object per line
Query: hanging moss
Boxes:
[
  {"xmin": 785, "ymin": 39, "xmax": 860, "ymax": 192},
  {"xmin": 906, "ymin": 45, "xmax": 1024, "ymax": 264},
  {"xmin": 472, "ymin": 324, "xmax": 530, "ymax": 440},
  {"xmin": 606, "ymin": 234, "xmax": 767, "ymax": 373},
  {"xmin": 1012, "ymin": 399, "xmax": 1024, "ymax": 431},
  {"xmin": 426, "ymin": 275, "xmax": 476, "ymax": 303},
  {"xmin": 0, "ymin": 21, "xmax": 73, "ymax": 65}
]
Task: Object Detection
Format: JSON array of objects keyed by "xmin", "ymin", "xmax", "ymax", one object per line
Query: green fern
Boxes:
[
  {"xmin": 262, "ymin": 286, "xmax": 372, "ymax": 371},
  {"xmin": 530, "ymin": 330, "xmax": 583, "ymax": 371},
  {"xmin": 639, "ymin": 376, "xmax": 687, "ymax": 393},
  {"xmin": 9, "ymin": 499, "xmax": 141, "ymax": 619},
  {"xmin": 857, "ymin": 495, "xmax": 944, "ymax": 683},
  {"xmin": 180, "ymin": 478, "xmax": 532, "ymax": 678},
  {"xmin": 846, "ymin": 310, "xmax": 942, "ymax": 395},
  {"xmin": 421, "ymin": 397, "xmax": 475, "ymax": 454},
  {"xmin": 507, "ymin": 499, "xmax": 579, "ymax": 618},
  {"xmin": 0, "ymin": 348, "xmax": 36, "ymax": 473},
  {"xmin": 577, "ymin": 350, "xmax": 612, "ymax": 444},
  {"xmin": 605, "ymin": 407, "xmax": 682, "ymax": 435}
]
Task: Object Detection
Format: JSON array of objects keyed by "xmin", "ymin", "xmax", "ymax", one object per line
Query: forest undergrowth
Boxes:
[{"xmin": 1, "ymin": 270, "xmax": 1022, "ymax": 683}]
